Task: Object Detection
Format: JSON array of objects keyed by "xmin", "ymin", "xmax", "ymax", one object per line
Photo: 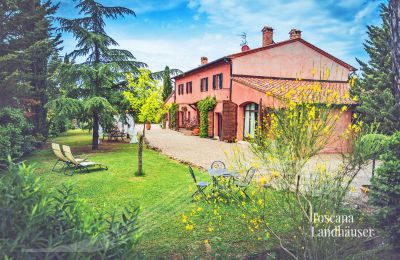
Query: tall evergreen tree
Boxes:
[
  {"xmin": 388, "ymin": 0, "xmax": 400, "ymax": 106},
  {"xmin": 58, "ymin": 0, "xmax": 145, "ymax": 150},
  {"xmin": 0, "ymin": 0, "xmax": 61, "ymax": 138},
  {"xmin": 162, "ymin": 66, "xmax": 173, "ymax": 101},
  {"xmin": 353, "ymin": 4, "xmax": 400, "ymax": 134}
]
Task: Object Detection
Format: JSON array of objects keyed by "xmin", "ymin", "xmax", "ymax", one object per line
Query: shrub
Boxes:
[
  {"xmin": 370, "ymin": 131, "xmax": 400, "ymax": 248},
  {"xmin": 0, "ymin": 107, "xmax": 36, "ymax": 163},
  {"xmin": 0, "ymin": 159, "xmax": 140, "ymax": 259},
  {"xmin": 169, "ymin": 103, "xmax": 179, "ymax": 130},
  {"xmin": 197, "ymin": 96, "xmax": 216, "ymax": 138}
]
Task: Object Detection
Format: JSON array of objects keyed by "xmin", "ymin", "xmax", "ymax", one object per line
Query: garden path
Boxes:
[{"xmin": 136, "ymin": 124, "xmax": 374, "ymax": 205}]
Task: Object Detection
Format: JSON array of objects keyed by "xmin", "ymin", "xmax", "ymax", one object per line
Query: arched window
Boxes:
[{"xmin": 244, "ymin": 103, "xmax": 258, "ymax": 139}]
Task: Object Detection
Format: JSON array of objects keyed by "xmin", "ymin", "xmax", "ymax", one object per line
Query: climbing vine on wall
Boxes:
[
  {"xmin": 197, "ymin": 96, "xmax": 217, "ymax": 138},
  {"xmin": 169, "ymin": 103, "xmax": 179, "ymax": 130}
]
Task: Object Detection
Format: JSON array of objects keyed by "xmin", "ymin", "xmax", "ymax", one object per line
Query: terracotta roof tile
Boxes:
[{"xmin": 232, "ymin": 75, "xmax": 356, "ymax": 105}]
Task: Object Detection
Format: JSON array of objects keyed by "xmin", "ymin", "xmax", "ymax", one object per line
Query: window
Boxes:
[
  {"xmin": 177, "ymin": 84, "xmax": 184, "ymax": 95},
  {"xmin": 200, "ymin": 77, "xmax": 208, "ymax": 92},
  {"xmin": 186, "ymin": 81, "xmax": 192, "ymax": 94},
  {"xmin": 244, "ymin": 103, "xmax": 259, "ymax": 139},
  {"xmin": 212, "ymin": 73, "xmax": 223, "ymax": 89}
]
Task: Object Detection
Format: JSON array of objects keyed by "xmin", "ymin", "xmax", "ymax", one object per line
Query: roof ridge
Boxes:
[
  {"xmin": 232, "ymin": 74, "xmax": 349, "ymax": 83},
  {"xmin": 228, "ymin": 38, "xmax": 356, "ymax": 71}
]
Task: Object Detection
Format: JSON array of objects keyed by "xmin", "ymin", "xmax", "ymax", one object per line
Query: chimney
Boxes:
[
  {"xmin": 289, "ymin": 29, "xmax": 302, "ymax": 39},
  {"xmin": 261, "ymin": 26, "xmax": 273, "ymax": 47},
  {"xmin": 200, "ymin": 56, "xmax": 208, "ymax": 65},
  {"xmin": 241, "ymin": 44, "xmax": 250, "ymax": 52}
]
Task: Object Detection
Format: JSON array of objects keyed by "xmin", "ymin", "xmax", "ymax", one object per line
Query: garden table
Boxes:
[{"xmin": 207, "ymin": 168, "xmax": 239, "ymax": 189}]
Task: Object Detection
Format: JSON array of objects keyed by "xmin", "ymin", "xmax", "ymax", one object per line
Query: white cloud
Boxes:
[
  {"xmin": 114, "ymin": 33, "xmax": 239, "ymax": 72},
  {"xmin": 185, "ymin": 0, "xmax": 381, "ymax": 69}
]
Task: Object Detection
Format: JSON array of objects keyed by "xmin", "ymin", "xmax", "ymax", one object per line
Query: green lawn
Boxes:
[{"xmin": 26, "ymin": 130, "xmax": 272, "ymax": 258}]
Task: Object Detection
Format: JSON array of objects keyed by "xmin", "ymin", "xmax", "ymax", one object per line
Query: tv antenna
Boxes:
[{"xmin": 238, "ymin": 32, "xmax": 248, "ymax": 46}]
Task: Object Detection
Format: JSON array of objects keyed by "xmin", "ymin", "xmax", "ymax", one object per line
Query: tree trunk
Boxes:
[
  {"xmin": 137, "ymin": 134, "xmax": 143, "ymax": 175},
  {"xmin": 92, "ymin": 112, "xmax": 99, "ymax": 150},
  {"xmin": 389, "ymin": 0, "xmax": 400, "ymax": 106}
]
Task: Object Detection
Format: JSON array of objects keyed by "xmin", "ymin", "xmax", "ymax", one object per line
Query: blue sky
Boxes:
[{"xmin": 57, "ymin": 0, "xmax": 386, "ymax": 73}]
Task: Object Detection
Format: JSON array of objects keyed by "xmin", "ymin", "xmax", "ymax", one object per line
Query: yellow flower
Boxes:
[
  {"xmin": 271, "ymin": 171, "xmax": 280, "ymax": 178},
  {"xmin": 258, "ymin": 177, "xmax": 267, "ymax": 186},
  {"xmin": 204, "ymin": 239, "xmax": 209, "ymax": 245},
  {"xmin": 208, "ymin": 226, "xmax": 214, "ymax": 232},
  {"xmin": 350, "ymin": 186, "xmax": 356, "ymax": 193},
  {"xmin": 341, "ymin": 105, "xmax": 348, "ymax": 112},
  {"xmin": 181, "ymin": 214, "xmax": 188, "ymax": 223},
  {"xmin": 185, "ymin": 224, "xmax": 194, "ymax": 231},
  {"xmin": 257, "ymin": 199, "xmax": 264, "ymax": 206},
  {"xmin": 197, "ymin": 207, "xmax": 203, "ymax": 212}
]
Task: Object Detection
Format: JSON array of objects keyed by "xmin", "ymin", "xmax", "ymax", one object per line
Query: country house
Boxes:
[{"xmin": 166, "ymin": 26, "xmax": 356, "ymax": 153}]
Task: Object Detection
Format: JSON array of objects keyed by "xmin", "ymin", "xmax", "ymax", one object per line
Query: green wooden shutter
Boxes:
[
  {"xmin": 213, "ymin": 75, "xmax": 216, "ymax": 89},
  {"xmin": 219, "ymin": 74, "xmax": 223, "ymax": 89},
  {"xmin": 206, "ymin": 78, "xmax": 208, "ymax": 91}
]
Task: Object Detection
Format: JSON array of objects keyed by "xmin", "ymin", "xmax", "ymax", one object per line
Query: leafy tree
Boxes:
[
  {"xmin": 353, "ymin": 4, "xmax": 400, "ymax": 134},
  {"xmin": 123, "ymin": 69, "xmax": 164, "ymax": 176},
  {"xmin": 162, "ymin": 66, "xmax": 173, "ymax": 101},
  {"xmin": 0, "ymin": 0, "xmax": 61, "ymax": 138},
  {"xmin": 58, "ymin": 0, "xmax": 145, "ymax": 150}
]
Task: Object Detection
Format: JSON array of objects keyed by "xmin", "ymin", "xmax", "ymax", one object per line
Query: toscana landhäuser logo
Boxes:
[{"xmin": 311, "ymin": 213, "xmax": 375, "ymax": 238}]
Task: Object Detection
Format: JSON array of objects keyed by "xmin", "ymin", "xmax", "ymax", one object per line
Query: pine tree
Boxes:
[
  {"xmin": 58, "ymin": 0, "xmax": 145, "ymax": 150},
  {"xmin": 353, "ymin": 4, "xmax": 400, "ymax": 134},
  {"xmin": 162, "ymin": 66, "xmax": 173, "ymax": 101}
]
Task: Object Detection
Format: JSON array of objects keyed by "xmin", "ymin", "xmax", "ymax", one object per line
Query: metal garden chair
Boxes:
[
  {"xmin": 188, "ymin": 166, "xmax": 210, "ymax": 199},
  {"xmin": 234, "ymin": 167, "xmax": 257, "ymax": 199}
]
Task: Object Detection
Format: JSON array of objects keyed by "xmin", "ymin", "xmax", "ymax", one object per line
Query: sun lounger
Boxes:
[
  {"xmin": 62, "ymin": 145, "xmax": 108, "ymax": 175},
  {"xmin": 51, "ymin": 143, "xmax": 86, "ymax": 172}
]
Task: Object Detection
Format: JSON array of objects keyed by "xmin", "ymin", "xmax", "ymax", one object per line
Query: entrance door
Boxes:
[
  {"xmin": 179, "ymin": 111, "xmax": 185, "ymax": 128},
  {"xmin": 217, "ymin": 113, "xmax": 222, "ymax": 139},
  {"xmin": 244, "ymin": 103, "xmax": 258, "ymax": 139}
]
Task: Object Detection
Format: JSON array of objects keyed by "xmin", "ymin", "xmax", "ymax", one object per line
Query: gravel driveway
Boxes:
[{"xmin": 137, "ymin": 124, "xmax": 373, "ymax": 203}]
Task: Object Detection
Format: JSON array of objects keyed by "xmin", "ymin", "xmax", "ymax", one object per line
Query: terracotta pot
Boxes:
[
  {"xmin": 360, "ymin": 184, "xmax": 370, "ymax": 195},
  {"xmin": 192, "ymin": 128, "xmax": 200, "ymax": 136},
  {"xmin": 146, "ymin": 121, "xmax": 151, "ymax": 130}
]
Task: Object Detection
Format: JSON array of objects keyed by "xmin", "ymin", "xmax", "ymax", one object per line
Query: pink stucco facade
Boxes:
[{"xmin": 169, "ymin": 29, "xmax": 356, "ymax": 153}]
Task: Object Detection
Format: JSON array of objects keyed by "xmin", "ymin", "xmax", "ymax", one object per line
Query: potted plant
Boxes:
[
  {"xmin": 146, "ymin": 121, "xmax": 151, "ymax": 130},
  {"xmin": 192, "ymin": 127, "xmax": 199, "ymax": 136}
]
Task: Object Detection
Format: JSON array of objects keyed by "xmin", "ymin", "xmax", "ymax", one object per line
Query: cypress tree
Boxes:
[
  {"xmin": 353, "ymin": 4, "xmax": 400, "ymax": 134},
  {"xmin": 162, "ymin": 66, "xmax": 173, "ymax": 101}
]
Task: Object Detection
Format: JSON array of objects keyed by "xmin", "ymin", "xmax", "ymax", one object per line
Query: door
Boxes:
[
  {"xmin": 244, "ymin": 103, "xmax": 259, "ymax": 139},
  {"xmin": 217, "ymin": 113, "xmax": 222, "ymax": 139}
]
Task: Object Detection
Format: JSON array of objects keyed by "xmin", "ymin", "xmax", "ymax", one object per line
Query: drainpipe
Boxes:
[{"xmin": 229, "ymin": 60, "xmax": 233, "ymax": 101}]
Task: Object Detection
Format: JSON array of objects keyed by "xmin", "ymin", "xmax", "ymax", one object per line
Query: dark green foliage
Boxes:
[
  {"xmin": 162, "ymin": 66, "xmax": 173, "ymax": 101},
  {"xmin": 0, "ymin": 159, "xmax": 140, "ymax": 259},
  {"xmin": 370, "ymin": 132, "xmax": 400, "ymax": 248},
  {"xmin": 353, "ymin": 4, "xmax": 400, "ymax": 134},
  {"xmin": 197, "ymin": 96, "xmax": 217, "ymax": 138},
  {"xmin": 0, "ymin": 0, "xmax": 61, "ymax": 138},
  {"xmin": 0, "ymin": 108, "xmax": 36, "ymax": 163},
  {"xmin": 168, "ymin": 103, "xmax": 179, "ymax": 130}
]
